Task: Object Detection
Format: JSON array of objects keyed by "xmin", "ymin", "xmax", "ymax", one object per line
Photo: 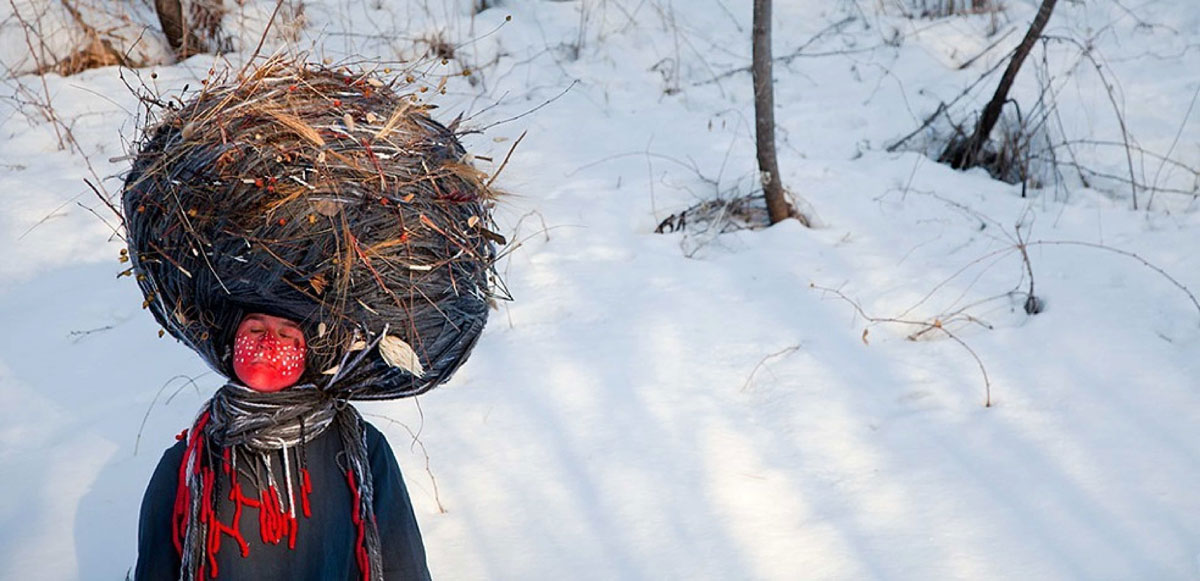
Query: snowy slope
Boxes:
[{"xmin": 1, "ymin": 0, "xmax": 1198, "ymax": 579}]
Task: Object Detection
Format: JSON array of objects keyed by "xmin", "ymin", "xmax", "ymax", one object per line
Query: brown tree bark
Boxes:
[
  {"xmin": 154, "ymin": 0, "xmax": 223, "ymax": 57},
  {"xmin": 752, "ymin": 0, "xmax": 792, "ymax": 225},
  {"xmin": 154, "ymin": 0, "xmax": 188, "ymax": 54},
  {"xmin": 943, "ymin": 0, "xmax": 1057, "ymax": 169}
]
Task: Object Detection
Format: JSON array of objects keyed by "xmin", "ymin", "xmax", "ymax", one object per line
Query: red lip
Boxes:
[{"xmin": 245, "ymin": 358, "xmax": 281, "ymax": 370}]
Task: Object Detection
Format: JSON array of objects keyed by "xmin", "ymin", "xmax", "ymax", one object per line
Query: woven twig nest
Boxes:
[{"xmin": 122, "ymin": 59, "xmax": 502, "ymax": 399}]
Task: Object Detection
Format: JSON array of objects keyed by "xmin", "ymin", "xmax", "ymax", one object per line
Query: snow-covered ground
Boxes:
[{"xmin": 1, "ymin": 0, "xmax": 1198, "ymax": 579}]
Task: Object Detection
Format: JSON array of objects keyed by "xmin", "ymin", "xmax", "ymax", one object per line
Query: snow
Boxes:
[{"xmin": 1, "ymin": 0, "xmax": 1199, "ymax": 579}]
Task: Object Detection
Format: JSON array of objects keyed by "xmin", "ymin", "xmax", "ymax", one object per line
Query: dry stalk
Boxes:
[
  {"xmin": 1076, "ymin": 44, "xmax": 1139, "ymax": 209},
  {"xmin": 364, "ymin": 407, "xmax": 447, "ymax": 514},
  {"xmin": 56, "ymin": 0, "xmax": 131, "ymax": 73},
  {"xmin": 481, "ymin": 80, "xmax": 578, "ymax": 131},
  {"xmin": 1147, "ymin": 82, "xmax": 1200, "ymax": 210},
  {"xmin": 740, "ymin": 345, "xmax": 801, "ymax": 392},
  {"xmin": 484, "ymin": 130, "xmax": 526, "ymax": 189},
  {"xmin": 7, "ymin": 0, "xmax": 65, "ymax": 148},
  {"xmin": 134, "ymin": 372, "xmax": 208, "ymax": 455},
  {"xmin": 1026, "ymin": 240, "xmax": 1200, "ymax": 318},
  {"xmin": 811, "ymin": 283, "xmax": 995, "ymax": 407},
  {"xmin": 238, "ymin": 0, "xmax": 288, "ymax": 79}
]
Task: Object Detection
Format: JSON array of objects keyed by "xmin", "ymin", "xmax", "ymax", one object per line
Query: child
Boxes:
[
  {"xmin": 134, "ymin": 312, "xmax": 432, "ymax": 580},
  {"xmin": 123, "ymin": 61, "xmax": 499, "ymax": 580}
]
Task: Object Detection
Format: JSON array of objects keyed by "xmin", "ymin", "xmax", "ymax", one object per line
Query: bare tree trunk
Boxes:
[
  {"xmin": 154, "ymin": 0, "xmax": 188, "ymax": 54},
  {"xmin": 752, "ymin": 0, "xmax": 792, "ymax": 225},
  {"xmin": 942, "ymin": 0, "xmax": 1057, "ymax": 169},
  {"xmin": 155, "ymin": 0, "xmax": 223, "ymax": 57}
]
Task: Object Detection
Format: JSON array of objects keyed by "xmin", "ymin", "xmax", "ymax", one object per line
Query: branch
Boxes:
[
  {"xmin": 740, "ymin": 345, "xmax": 800, "ymax": 391},
  {"xmin": 810, "ymin": 283, "xmax": 994, "ymax": 407},
  {"xmin": 1028, "ymin": 240, "xmax": 1200, "ymax": 319}
]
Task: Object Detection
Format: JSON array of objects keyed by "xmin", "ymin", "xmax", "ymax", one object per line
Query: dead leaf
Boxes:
[
  {"xmin": 312, "ymin": 199, "xmax": 341, "ymax": 217},
  {"xmin": 379, "ymin": 335, "xmax": 425, "ymax": 377},
  {"xmin": 480, "ymin": 228, "xmax": 507, "ymax": 245}
]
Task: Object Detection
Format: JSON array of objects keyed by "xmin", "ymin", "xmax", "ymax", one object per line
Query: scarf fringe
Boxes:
[{"xmin": 173, "ymin": 386, "xmax": 384, "ymax": 580}]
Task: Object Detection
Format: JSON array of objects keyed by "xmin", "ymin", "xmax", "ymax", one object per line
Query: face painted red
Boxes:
[{"xmin": 232, "ymin": 313, "xmax": 307, "ymax": 392}]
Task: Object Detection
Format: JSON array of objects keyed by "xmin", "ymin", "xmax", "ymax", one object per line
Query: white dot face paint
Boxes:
[{"xmin": 232, "ymin": 313, "xmax": 307, "ymax": 392}]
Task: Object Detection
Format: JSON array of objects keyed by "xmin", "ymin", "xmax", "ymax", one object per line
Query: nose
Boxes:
[
  {"xmin": 260, "ymin": 331, "xmax": 280, "ymax": 346},
  {"xmin": 245, "ymin": 328, "xmax": 282, "ymax": 351}
]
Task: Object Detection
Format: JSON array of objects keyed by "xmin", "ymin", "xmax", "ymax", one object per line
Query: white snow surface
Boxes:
[{"xmin": 1, "ymin": 1, "xmax": 1199, "ymax": 579}]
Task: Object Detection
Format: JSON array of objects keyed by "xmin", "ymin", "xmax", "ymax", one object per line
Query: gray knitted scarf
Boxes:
[{"xmin": 173, "ymin": 383, "xmax": 384, "ymax": 581}]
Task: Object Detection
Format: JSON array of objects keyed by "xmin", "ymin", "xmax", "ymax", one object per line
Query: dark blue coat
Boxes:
[{"xmin": 135, "ymin": 422, "xmax": 431, "ymax": 580}]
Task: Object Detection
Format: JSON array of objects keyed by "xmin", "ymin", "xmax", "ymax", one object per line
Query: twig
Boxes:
[
  {"xmin": 480, "ymin": 80, "xmax": 578, "ymax": 131},
  {"xmin": 59, "ymin": 0, "xmax": 131, "ymax": 70},
  {"xmin": 75, "ymin": 201, "xmax": 126, "ymax": 242},
  {"xmin": 511, "ymin": 209, "xmax": 551, "ymax": 244},
  {"xmin": 67, "ymin": 324, "xmax": 115, "ymax": 343},
  {"xmin": 886, "ymin": 102, "xmax": 947, "ymax": 153},
  {"xmin": 135, "ymin": 373, "xmax": 206, "ymax": 455},
  {"xmin": 84, "ymin": 178, "xmax": 126, "ymax": 232},
  {"xmin": 895, "ymin": 245, "xmax": 1017, "ymax": 320},
  {"xmin": 1047, "ymin": 36, "xmax": 1141, "ymax": 208},
  {"xmin": 7, "ymin": 0, "xmax": 65, "ymax": 148},
  {"xmin": 364, "ymin": 407, "xmax": 447, "ymax": 514},
  {"xmin": 1148, "ymin": 81, "xmax": 1200, "ymax": 210},
  {"xmin": 1024, "ymin": 155, "xmax": 1196, "ymax": 197},
  {"xmin": 239, "ymin": 0, "xmax": 287, "ymax": 79},
  {"xmin": 1014, "ymin": 223, "xmax": 1041, "ymax": 314},
  {"xmin": 740, "ymin": 345, "xmax": 800, "ymax": 391},
  {"xmin": 16, "ymin": 197, "xmax": 74, "ymax": 241},
  {"xmin": 937, "ymin": 328, "xmax": 992, "ymax": 407},
  {"xmin": 1052, "ymin": 139, "xmax": 1198, "ymax": 180},
  {"xmin": 484, "ymin": 130, "xmax": 525, "ymax": 189},
  {"xmin": 408, "ymin": 397, "xmax": 445, "ymax": 513},
  {"xmin": 886, "ymin": 48, "xmax": 1014, "ymax": 152},
  {"xmin": 1028, "ymin": 240, "xmax": 1200, "ymax": 319},
  {"xmin": 956, "ymin": 26, "xmax": 1016, "ymax": 70},
  {"xmin": 694, "ymin": 15, "xmax": 860, "ymax": 87},
  {"xmin": 811, "ymin": 283, "xmax": 994, "ymax": 406},
  {"xmin": 566, "ymin": 149, "xmax": 717, "ymax": 184},
  {"xmin": 1086, "ymin": 50, "xmax": 1138, "ymax": 209}
]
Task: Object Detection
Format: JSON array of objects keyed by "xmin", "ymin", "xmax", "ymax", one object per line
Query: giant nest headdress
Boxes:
[
  {"xmin": 122, "ymin": 59, "xmax": 504, "ymax": 580},
  {"xmin": 124, "ymin": 59, "xmax": 503, "ymax": 399}
]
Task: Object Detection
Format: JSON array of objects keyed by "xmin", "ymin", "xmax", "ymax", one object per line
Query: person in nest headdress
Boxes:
[
  {"xmin": 135, "ymin": 310, "xmax": 431, "ymax": 581},
  {"xmin": 126, "ymin": 61, "xmax": 500, "ymax": 581}
]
